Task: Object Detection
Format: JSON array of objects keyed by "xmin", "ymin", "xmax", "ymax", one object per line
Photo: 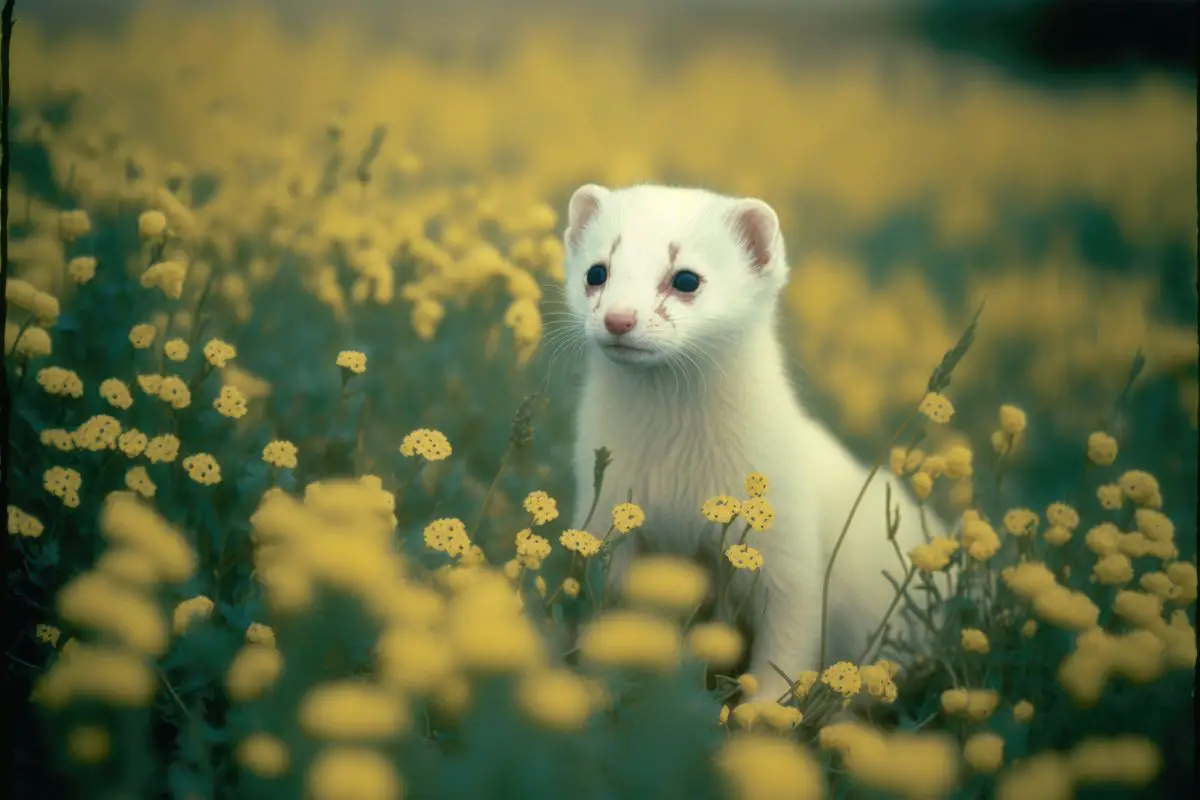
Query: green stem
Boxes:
[{"xmin": 469, "ymin": 444, "xmax": 513, "ymax": 540}]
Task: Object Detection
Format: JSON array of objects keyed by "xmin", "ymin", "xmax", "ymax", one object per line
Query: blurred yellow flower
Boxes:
[
  {"xmin": 1086, "ymin": 431, "xmax": 1118, "ymax": 465},
  {"xmin": 129, "ymin": 323, "xmax": 156, "ymax": 349},
  {"xmin": 516, "ymin": 668, "xmax": 595, "ymax": 732},
  {"xmin": 125, "ymin": 466, "xmax": 156, "ymax": 499},
  {"xmin": 1117, "ymin": 470, "xmax": 1161, "ymax": 507},
  {"xmin": 37, "ymin": 366, "xmax": 84, "ymax": 398},
  {"xmin": 307, "ymin": 747, "xmax": 402, "ymax": 800},
  {"xmin": 174, "ymin": 595, "xmax": 215, "ymax": 634},
  {"xmin": 622, "ymin": 555, "xmax": 708, "ymax": 612},
  {"xmin": 999, "ymin": 404, "xmax": 1027, "ymax": 435},
  {"xmin": 686, "ymin": 622, "xmax": 744, "ymax": 669},
  {"xmin": 964, "ymin": 731, "xmax": 1005, "ymax": 774},
  {"xmin": 235, "ymin": 732, "xmax": 290, "ymax": 778},
  {"xmin": 227, "ymin": 644, "xmax": 284, "ymax": 702},
  {"xmin": 164, "ymin": 338, "xmax": 190, "ymax": 361},
  {"xmin": 299, "ymin": 681, "xmax": 409, "ymax": 740},
  {"xmin": 961, "ymin": 628, "xmax": 990, "ymax": 654},
  {"xmin": 66, "ymin": 725, "xmax": 111, "ymax": 765},
  {"xmin": 8, "ymin": 506, "xmax": 45, "ymax": 538},
  {"xmin": 67, "ymin": 256, "xmax": 97, "ymax": 283},
  {"xmin": 1013, "ymin": 699, "xmax": 1034, "ymax": 722},
  {"xmin": 579, "ymin": 610, "xmax": 681, "ymax": 671},
  {"xmin": 918, "ymin": 392, "xmax": 954, "ymax": 424}
]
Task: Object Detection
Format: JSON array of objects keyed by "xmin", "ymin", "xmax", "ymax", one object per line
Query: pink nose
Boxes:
[{"xmin": 604, "ymin": 310, "xmax": 638, "ymax": 336}]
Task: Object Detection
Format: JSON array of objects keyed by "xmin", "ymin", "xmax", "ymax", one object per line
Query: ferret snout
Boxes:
[{"xmin": 603, "ymin": 309, "xmax": 638, "ymax": 336}]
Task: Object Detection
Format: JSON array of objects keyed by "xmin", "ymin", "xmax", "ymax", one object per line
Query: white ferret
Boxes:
[{"xmin": 560, "ymin": 183, "xmax": 948, "ymax": 702}]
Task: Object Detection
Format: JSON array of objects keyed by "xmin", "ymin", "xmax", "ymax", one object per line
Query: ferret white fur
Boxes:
[{"xmin": 561, "ymin": 183, "xmax": 947, "ymax": 702}]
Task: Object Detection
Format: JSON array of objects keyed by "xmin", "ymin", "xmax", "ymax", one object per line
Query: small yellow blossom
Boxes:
[
  {"xmin": 1093, "ymin": 553, "xmax": 1134, "ymax": 585},
  {"xmin": 611, "ymin": 502, "xmax": 645, "ymax": 533},
  {"xmin": 141, "ymin": 260, "xmax": 187, "ymax": 299},
  {"xmin": 686, "ymin": 622, "xmax": 744, "ymax": 669},
  {"xmin": 623, "ymin": 555, "xmax": 708, "ymax": 611},
  {"xmin": 8, "ymin": 325, "xmax": 52, "ymax": 357},
  {"xmin": 67, "ymin": 725, "xmax": 111, "ymax": 764},
  {"xmin": 910, "ymin": 471, "xmax": 933, "ymax": 499},
  {"xmin": 1003, "ymin": 507, "xmax": 1039, "ymax": 536},
  {"xmin": 1086, "ymin": 431, "xmax": 1118, "ymax": 465},
  {"xmin": 1084, "ymin": 522, "xmax": 1120, "ymax": 555},
  {"xmin": 44, "ymin": 466, "xmax": 83, "ymax": 508},
  {"xmin": 1013, "ymin": 699, "xmax": 1034, "ymax": 722},
  {"xmin": 8, "ymin": 506, "xmax": 45, "ymax": 538},
  {"xmin": 911, "ymin": 537, "xmax": 959, "ymax": 572},
  {"xmin": 203, "ymin": 338, "xmax": 237, "ymax": 368},
  {"xmin": 235, "ymin": 732, "xmax": 290, "ymax": 778},
  {"xmin": 117, "ymin": 429, "xmax": 147, "ymax": 458},
  {"xmin": 744, "ymin": 472, "xmax": 769, "ymax": 497},
  {"xmin": 559, "ymin": 529, "xmax": 602, "ymax": 557},
  {"xmin": 716, "ymin": 734, "xmax": 824, "ymax": 800},
  {"xmin": 173, "ymin": 595, "xmax": 215, "ymax": 635},
  {"xmin": 918, "ymin": 391, "xmax": 954, "ymax": 423},
  {"xmin": 157, "ymin": 375, "xmax": 191, "ymax": 409},
  {"xmin": 336, "ymin": 350, "xmax": 367, "ymax": 374},
  {"xmin": 145, "ymin": 434, "xmax": 181, "ymax": 463},
  {"xmin": 35, "ymin": 624, "xmax": 61, "ymax": 646},
  {"xmin": 182, "ymin": 453, "xmax": 222, "ymax": 485},
  {"xmin": 37, "ymin": 366, "xmax": 84, "ymax": 398},
  {"xmin": 136, "ymin": 374, "xmax": 163, "ymax": 395},
  {"xmin": 792, "ymin": 671, "xmax": 819, "ymax": 699},
  {"xmin": 739, "ymin": 496, "xmax": 775, "ymax": 531},
  {"xmin": 1117, "ymin": 470, "xmax": 1161, "ymax": 507},
  {"xmin": 40, "ymin": 428, "xmax": 75, "ymax": 452},
  {"xmin": 125, "ymin": 466, "xmax": 157, "ymax": 499},
  {"xmin": 263, "ymin": 440, "xmax": 298, "ymax": 469},
  {"xmin": 961, "ymin": 628, "xmax": 990, "ymax": 654},
  {"xmin": 400, "ymin": 428, "xmax": 453, "ymax": 461},
  {"xmin": 138, "ymin": 210, "xmax": 168, "ymax": 238},
  {"xmin": 214, "ymin": 385, "xmax": 248, "ymax": 418},
  {"xmin": 514, "ymin": 529, "xmax": 552, "ymax": 569},
  {"xmin": 821, "ymin": 661, "xmax": 862, "ymax": 698},
  {"xmin": 962, "ymin": 514, "xmax": 1002, "ymax": 560},
  {"xmin": 1165, "ymin": 562, "xmax": 1197, "ymax": 603},
  {"xmin": 724, "ymin": 543, "xmax": 764, "ymax": 571},
  {"xmin": 67, "ymin": 256, "xmax": 97, "ymax": 283},
  {"xmin": 1134, "ymin": 509, "xmax": 1174, "ymax": 542},
  {"xmin": 1112, "ymin": 590, "xmax": 1164, "ymax": 629},
  {"xmin": 227, "ymin": 644, "xmax": 284, "ymax": 701},
  {"xmin": 964, "ymin": 732, "xmax": 1005, "ymax": 774},
  {"xmin": 1096, "ymin": 483, "xmax": 1124, "ymax": 510},
  {"xmin": 1021, "ymin": 620, "xmax": 1038, "ymax": 638},
  {"xmin": 516, "ymin": 668, "xmax": 595, "ymax": 732},
  {"xmin": 561, "ymin": 577, "xmax": 581, "ymax": 598},
  {"xmin": 701, "ymin": 495, "xmax": 741, "ymax": 524},
  {"xmin": 996, "ymin": 753, "xmax": 1074, "ymax": 800},
  {"xmin": 129, "ymin": 323, "xmax": 156, "ymax": 349},
  {"xmin": 942, "ymin": 445, "xmax": 973, "ymax": 479},
  {"xmin": 298, "ymin": 681, "xmax": 409, "ymax": 740},
  {"xmin": 1046, "ymin": 502, "xmax": 1079, "ymax": 531},
  {"xmin": 1070, "ymin": 737, "xmax": 1162, "ymax": 787},
  {"xmin": 999, "ymin": 404, "xmax": 1027, "ymax": 435},
  {"xmin": 579, "ymin": 610, "xmax": 681, "ymax": 671},
  {"xmin": 73, "ymin": 415, "xmax": 122, "ymax": 451},
  {"xmin": 164, "ymin": 338, "xmax": 190, "ymax": 361}
]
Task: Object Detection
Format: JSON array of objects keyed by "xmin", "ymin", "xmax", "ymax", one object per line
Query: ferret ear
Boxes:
[
  {"xmin": 565, "ymin": 183, "xmax": 609, "ymax": 251},
  {"xmin": 726, "ymin": 198, "xmax": 781, "ymax": 273}
]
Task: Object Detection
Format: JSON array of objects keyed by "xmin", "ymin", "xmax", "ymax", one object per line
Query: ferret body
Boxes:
[{"xmin": 561, "ymin": 183, "xmax": 946, "ymax": 701}]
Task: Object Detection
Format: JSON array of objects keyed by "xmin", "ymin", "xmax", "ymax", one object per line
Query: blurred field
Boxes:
[{"xmin": 4, "ymin": 0, "xmax": 1198, "ymax": 797}]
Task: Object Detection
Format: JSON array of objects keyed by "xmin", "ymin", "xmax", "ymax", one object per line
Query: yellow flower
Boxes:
[
  {"xmin": 145, "ymin": 434, "xmax": 181, "ymax": 463},
  {"xmin": 129, "ymin": 323, "xmax": 156, "ymax": 349},
  {"xmin": 44, "ymin": 466, "xmax": 83, "ymax": 507},
  {"xmin": 307, "ymin": 747, "xmax": 402, "ymax": 800},
  {"xmin": 744, "ymin": 471, "xmax": 769, "ymax": 497},
  {"xmin": 859, "ymin": 663, "xmax": 899, "ymax": 703},
  {"xmin": 701, "ymin": 495, "xmax": 741, "ymax": 524},
  {"xmin": 515, "ymin": 668, "xmax": 595, "ymax": 731},
  {"xmin": 424, "ymin": 518, "xmax": 470, "ymax": 557},
  {"xmin": 521, "ymin": 489, "xmax": 558, "ymax": 524},
  {"xmin": 263, "ymin": 440, "xmax": 299, "ymax": 469},
  {"xmin": 58, "ymin": 209, "xmax": 91, "ymax": 240},
  {"xmin": 964, "ymin": 731, "xmax": 1005, "ymax": 774},
  {"xmin": 999, "ymin": 403, "xmax": 1027, "ymax": 435},
  {"xmin": 173, "ymin": 595, "xmax": 215, "ymax": 634},
  {"xmin": 962, "ymin": 514, "xmax": 1001, "ymax": 560},
  {"xmin": 299, "ymin": 681, "xmax": 409, "ymax": 740},
  {"xmin": 227, "ymin": 644, "xmax": 284, "ymax": 701},
  {"xmin": 37, "ymin": 366, "xmax": 84, "ymax": 398},
  {"xmin": 40, "ymin": 428, "xmax": 75, "ymax": 452},
  {"xmin": 1033, "ymin": 585, "xmax": 1100, "ymax": 631},
  {"xmin": 514, "ymin": 529, "xmax": 552, "ymax": 569},
  {"xmin": 622, "ymin": 555, "xmax": 709, "ymax": 611},
  {"xmin": 1000, "ymin": 561, "xmax": 1057, "ymax": 599},
  {"xmin": 246, "ymin": 623, "xmax": 276, "ymax": 648},
  {"xmin": 715, "ymin": 734, "xmax": 824, "ymax": 800},
  {"xmin": 67, "ymin": 725, "xmax": 111, "ymax": 765},
  {"xmin": 578, "ymin": 610, "xmax": 681, "ymax": 671},
  {"xmin": 1003, "ymin": 507, "xmax": 1039, "ymax": 536},
  {"xmin": 724, "ymin": 543, "xmax": 764, "ymax": 571},
  {"xmin": 918, "ymin": 391, "xmax": 954, "ymax": 423},
  {"xmin": 138, "ymin": 210, "xmax": 168, "ymax": 238},
  {"xmin": 1093, "ymin": 553, "xmax": 1133, "ymax": 585},
  {"xmin": 1013, "ymin": 699, "xmax": 1034, "ymax": 722},
  {"xmin": 910, "ymin": 537, "xmax": 959, "ymax": 572},
  {"xmin": 73, "ymin": 414, "xmax": 122, "ymax": 451},
  {"xmin": 961, "ymin": 628, "xmax": 990, "ymax": 654},
  {"xmin": 398, "ymin": 427, "xmax": 452, "ymax": 462},
  {"xmin": 141, "ymin": 260, "xmax": 187, "ymax": 299},
  {"xmin": 1117, "ymin": 470, "xmax": 1161, "ymax": 507},
  {"xmin": 997, "ymin": 753, "xmax": 1074, "ymax": 800},
  {"xmin": 56, "ymin": 572, "xmax": 169, "ymax": 655},
  {"xmin": 739, "ymin": 496, "xmax": 775, "ymax": 531},
  {"xmin": 559, "ymin": 529, "xmax": 602, "ymax": 557},
  {"xmin": 821, "ymin": 661, "xmax": 862, "ymax": 698},
  {"xmin": 67, "ymin": 256, "xmax": 97, "ymax": 283},
  {"xmin": 737, "ymin": 673, "xmax": 759, "ymax": 695},
  {"xmin": 1112, "ymin": 590, "xmax": 1164, "ymax": 629},
  {"xmin": 157, "ymin": 375, "xmax": 191, "ymax": 409},
  {"xmin": 235, "ymin": 732, "xmax": 290, "ymax": 778},
  {"xmin": 1070, "ymin": 737, "xmax": 1161, "ymax": 787},
  {"xmin": 8, "ymin": 506, "xmax": 45, "ymax": 538},
  {"xmin": 1044, "ymin": 525, "xmax": 1072, "ymax": 546},
  {"xmin": 118, "ymin": 428, "xmax": 148, "ymax": 457},
  {"xmin": 136, "ymin": 374, "xmax": 163, "ymax": 395},
  {"xmin": 1134, "ymin": 509, "xmax": 1174, "ymax": 542},
  {"xmin": 336, "ymin": 350, "xmax": 367, "ymax": 374},
  {"xmin": 164, "ymin": 338, "xmax": 190, "ymax": 361},
  {"xmin": 561, "ymin": 577, "xmax": 581, "ymax": 598},
  {"xmin": 611, "ymin": 501, "xmax": 645, "ymax": 533},
  {"xmin": 125, "ymin": 466, "xmax": 157, "ymax": 499},
  {"xmin": 964, "ymin": 689, "xmax": 1000, "ymax": 721},
  {"xmin": 35, "ymin": 624, "xmax": 61, "ymax": 646},
  {"xmin": 942, "ymin": 445, "xmax": 974, "ymax": 479},
  {"xmin": 792, "ymin": 671, "xmax": 819, "ymax": 699},
  {"xmin": 214, "ymin": 385, "xmax": 249, "ymax": 418},
  {"xmin": 1086, "ymin": 431, "xmax": 1118, "ymax": 465},
  {"xmin": 1096, "ymin": 483, "xmax": 1124, "ymax": 510},
  {"xmin": 203, "ymin": 338, "xmax": 237, "ymax": 368},
  {"xmin": 1165, "ymin": 562, "xmax": 1197, "ymax": 603},
  {"xmin": 182, "ymin": 453, "xmax": 222, "ymax": 485},
  {"xmin": 8, "ymin": 324, "xmax": 52, "ymax": 357},
  {"xmin": 1046, "ymin": 502, "xmax": 1079, "ymax": 530},
  {"xmin": 686, "ymin": 622, "xmax": 744, "ymax": 669},
  {"xmin": 1084, "ymin": 522, "xmax": 1120, "ymax": 555}
]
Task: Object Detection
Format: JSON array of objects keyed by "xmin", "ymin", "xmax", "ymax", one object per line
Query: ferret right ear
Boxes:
[{"xmin": 565, "ymin": 184, "xmax": 609, "ymax": 251}]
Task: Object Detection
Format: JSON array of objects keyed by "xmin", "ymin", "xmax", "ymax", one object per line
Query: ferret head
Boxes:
[{"xmin": 561, "ymin": 183, "xmax": 789, "ymax": 368}]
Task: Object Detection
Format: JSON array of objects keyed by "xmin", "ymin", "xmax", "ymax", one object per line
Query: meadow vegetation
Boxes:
[{"xmin": 4, "ymin": 3, "xmax": 1197, "ymax": 798}]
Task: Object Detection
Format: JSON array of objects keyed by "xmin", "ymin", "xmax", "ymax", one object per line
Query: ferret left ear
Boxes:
[{"xmin": 726, "ymin": 199, "xmax": 781, "ymax": 273}]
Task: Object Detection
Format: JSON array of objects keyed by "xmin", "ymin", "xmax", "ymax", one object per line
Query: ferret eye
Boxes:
[
  {"xmin": 671, "ymin": 270, "xmax": 701, "ymax": 293},
  {"xmin": 585, "ymin": 264, "xmax": 608, "ymax": 287}
]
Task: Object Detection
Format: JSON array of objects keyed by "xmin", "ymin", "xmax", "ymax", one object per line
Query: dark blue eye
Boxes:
[
  {"xmin": 586, "ymin": 264, "xmax": 608, "ymax": 287},
  {"xmin": 672, "ymin": 270, "xmax": 701, "ymax": 293}
]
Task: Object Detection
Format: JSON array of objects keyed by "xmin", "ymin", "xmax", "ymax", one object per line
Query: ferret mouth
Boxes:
[{"xmin": 598, "ymin": 340, "xmax": 658, "ymax": 361}]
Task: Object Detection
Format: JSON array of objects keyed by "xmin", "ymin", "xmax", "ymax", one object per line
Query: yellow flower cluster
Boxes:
[
  {"xmin": 941, "ymin": 688, "xmax": 1000, "ymax": 720},
  {"xmin": 142, "ymin": 259, "xmax": 188, "ymax": 299},
  {"xmin": 910, "ymin": 537, "xmax": 960, "ymax": 572},
  {"xmin": 44, "ymin": 466, "xmax": 83, "ymax": 508},
  {"xmin": 5, "ymin": 322, "xmax": 52, "ymax": 357},
  {"xmin": 700, "ymin": 495, "xmax": 740, "ymax": 524},
  {"xmin": 7, "ymin": 278, "xmax": 60, "ymax": 324},
  {"xmin": 1001, "ymin": 562, "xmax": 1100, "ymax": 632},
  {"xmin": 203, "ymin": 338, "xmax": 238, "ymax": 368},
  {"xmin": 918, "ymin": 392, "xmax": 955, "ymax": 424},
  {"xmin": 610, "ymin": 501, "xmax": 645, "ymax": 533},
  {"xmin": 724, "ymin": 543, "xmax": 764, "ymax": 572},
  {"xmin": 621, "ymin": 555, "xmax": 709, "ymax": 613},
  {"xmin": 214, "ymin": 385, "xmax": 249, "ymax": 418},
  {"xmin": 514, "ymin": 529, "xmax": 552, "ymax": 570},
  {"xmin": 37, "ymin": 366, "xmax": 84, "ymax": 398},
  {"xmin": 399, "ymin": 428, "xmax": 453, "ymax": 461},
  {"xmin": 263, "ymin": 440, "xmax": 299, "ymax": 469},
  {"xmin": 182, "ymin": 453, "xmax": 222, "ymax": 485},
  {"xmin": 336, "ymin": 350, "xmax": 367, "ymax": 374},
  {"xmin": 820, "ymin": 721, "xmax": 959, "ymax": 797},
  {"xmin": 8, "ymin": 506, "xmax": 45, "ymax": 538},
  {"xmin": 559, "ymin": 529, "xmax": 602, "ymax": 558}
]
